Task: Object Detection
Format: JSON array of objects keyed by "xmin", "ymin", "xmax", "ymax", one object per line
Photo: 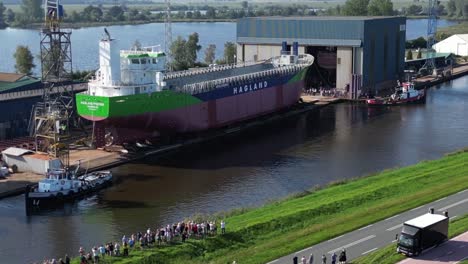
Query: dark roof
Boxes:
[
  {"xmin": 0, "ymin": 72, "xmax": 27, "ymax": 83},
  {"xmin": 245, "ymin": 16, "xmax": 399, "ymax": 21},
  {"xmin": 0, "ymin": 73, "xmax": 41, "ymax": 93}
]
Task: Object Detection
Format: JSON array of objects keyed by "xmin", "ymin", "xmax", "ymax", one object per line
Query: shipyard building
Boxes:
[{"xmin": 236, "ymin": 16, "xmax": 406, "ymax": 94}]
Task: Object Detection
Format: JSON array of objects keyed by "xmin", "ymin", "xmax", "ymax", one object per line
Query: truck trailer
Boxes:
[{"xmin": 396, "ymin": 210, "xmax": 449, "ymax": 256}]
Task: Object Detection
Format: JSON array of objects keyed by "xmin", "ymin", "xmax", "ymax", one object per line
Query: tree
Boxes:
[
  {"xmin": 69, "ymin": 10, "xmax": 80, "ymax": 22},
  {"xmin": 447, "ymin": 0, "xmax": 456, "ymax": 16},
  {"xmin": 367, "ymin": 0, "xmax": 393, "ymax": 15},
  {"xmin": 82, "ymin": 5, "xmax": 103, "ymax": 22},
  {"xmin": 406, "ymin": 4, "xmax": 423, "ymax": 15},
  {"xmin": 20, "ymin": 0, "xmax": 42, "ymax": 23},
  {"xmin": 241, "ymin": 1, "xmax": 249, "ymax": 9},
  {"xmin": 204, "ymin": 44, "xmax": 216, "ymax": 64},
  {"xmin": 14, "ymin": 45, "xmax": 35, "ymax": 75},
  {"xmin": 132, "ymin": 40, "xmax": 142, "ymax": 50},
  {"xmin": 106, "ymin": 5, "xmax": 125, "ymax": 21},
  {"xmin": 342, "ymin": 0, "xmax": 370, "ymax": 15},
  {"xmin": 6, "ymin": 8, "xmax": 14, "ymax": 23},
  {"xmin": 224, "ymin": 42, "xmax": 237, "ymax": 64},
  {"xmin": 169, "ymin": 36, "xmax": 188, "ymax": 71},
  {"xmin": 193, "ymin": 10, "xmax": 202, "ymax": 19},
  {"xmin": 206, "ymin": 7, "xmax": 216, "ymax": 19},
  {"xmin": 186, "ymin": 32, "xmax": 202, "ymax": 68},
  {"xmin": 127, "ymin": 8, "xmax": 139, "ymax": 21},
  {"xmin": 406, "ymin": 50, "xmax": 413, "ymax": 60},
  {"xmin": 0, "ymin": 2, "xmax": 6, "ymax": 28}
]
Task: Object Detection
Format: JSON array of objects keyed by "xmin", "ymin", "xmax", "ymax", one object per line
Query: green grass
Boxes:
[
  {"xmin": 352, "ymin": 213, "xmax": 468, "ymax": 264},
  {"xmin": 71, "ymin": 150, "xmax": 468, "ymax": 264},
  {"xmin": 438, "ymin": 21, "xmax": 468, "ymax": 37}
]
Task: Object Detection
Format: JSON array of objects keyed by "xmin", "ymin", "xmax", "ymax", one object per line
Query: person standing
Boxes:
[
  {"xmin": 309, "ymin": 253, "xmax": 314, "ymax": 264},
  {"xmin": 293, "ymin": 256, "xmax": 298, "ymax": 264},
  {"xmin": 301, "ymin": 256, "xmax": 307, "ymax": 264},
  {"xmin": 221, "ymin": 220, "xmax": 226, "ymax": 234},
  {"xmin": 322, "ymin": 254, "xmax": 327, "ymax": 264},
  {"xmin": 331, "ymin": 252, "xmax": 337, "ymax": 264}
]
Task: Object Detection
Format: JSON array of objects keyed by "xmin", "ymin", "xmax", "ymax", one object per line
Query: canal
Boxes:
[{"xmin": 0, "ymin": 75, "xmax": 467, "ymax": 263}]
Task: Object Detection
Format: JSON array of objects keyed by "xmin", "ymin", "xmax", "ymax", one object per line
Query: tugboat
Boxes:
[
  {"xmin": 25, "ymin": 163, "xmax": 112, "ymax": 208},
  {"xmin": 366, "ymin": 69, "xmax": 426, "ymax": 107},
  {"xmin": 366, "ymin": 81, "xmax": 426, "ymax": 106}
]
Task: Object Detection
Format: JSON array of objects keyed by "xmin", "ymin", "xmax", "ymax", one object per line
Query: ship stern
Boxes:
[{"xmin": 76, "ymin": 93, "xmax": 110, "ymax": 121}]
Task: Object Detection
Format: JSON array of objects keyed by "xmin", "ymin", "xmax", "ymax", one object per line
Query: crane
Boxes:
[
  {"xmin": 165, "ymin": 0, "xmax": 172, "ymax": 70},
  {"xmin": 421, "ymin": 0, "xmax": 438, "ymax": 75},
  {"xmin": 30, "ymin": 0, "xmax": 73, "ymax": 165}
]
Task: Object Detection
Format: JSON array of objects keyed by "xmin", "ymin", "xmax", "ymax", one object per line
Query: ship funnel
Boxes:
[
  {"xmin": 281, "ymin": 41, "xmax": 288, "ymax": 55},
  {"xmin": 293, "ymin": 42, "xmax": 299, "ymax": 56},
  {"xmin": 99, "ymin": 36, "xmax": 121, "ymax": 85}
]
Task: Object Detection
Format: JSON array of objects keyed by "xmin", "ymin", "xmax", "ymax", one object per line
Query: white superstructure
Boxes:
[{"xmin": 88, "ymin": 33, "xmax": 166, "ymax": 97}]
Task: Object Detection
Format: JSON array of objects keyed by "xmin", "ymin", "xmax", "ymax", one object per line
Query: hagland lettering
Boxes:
[{"xmin": 233, "ymin": 81, "xmax": 268, "ymax": 95}]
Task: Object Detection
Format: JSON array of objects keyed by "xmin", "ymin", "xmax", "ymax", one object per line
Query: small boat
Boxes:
[
  {"xmin": 25, "ymin": 165, "xmax": 112, "ymax": 208},
  {"xmin": 366, "ymin": 81, "xmax": 425, "ymax": 106}
]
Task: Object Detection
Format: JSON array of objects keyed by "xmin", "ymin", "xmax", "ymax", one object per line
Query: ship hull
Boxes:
[
  {"xmin": 77, "ymin": 66, "xmax": 309, "ymax": 143},
  {"xmin": 88, "ymin": 81, "xmax": 302, "ymax": 132}
]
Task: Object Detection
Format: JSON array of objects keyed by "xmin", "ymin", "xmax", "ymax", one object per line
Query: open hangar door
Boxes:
[{"xmin": 303, "ymin": 46, "xmax": 353, "ymax": 92}]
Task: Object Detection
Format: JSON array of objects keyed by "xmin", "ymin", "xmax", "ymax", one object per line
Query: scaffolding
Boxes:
[{"xmin": 31, "ymin": 0, "xmax": 73, "ymax": 166}]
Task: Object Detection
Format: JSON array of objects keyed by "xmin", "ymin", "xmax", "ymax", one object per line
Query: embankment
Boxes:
[{"xmin": 70, "ymin": 149, "xmax": 468, "ymax": 264}]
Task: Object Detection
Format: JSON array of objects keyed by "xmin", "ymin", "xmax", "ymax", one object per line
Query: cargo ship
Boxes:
[{"xmin": 76, "ymin": 33, "xmax": 314, "ymax": 146}]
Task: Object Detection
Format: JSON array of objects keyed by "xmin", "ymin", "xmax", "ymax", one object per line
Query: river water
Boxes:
[
  {"xmin": 0, "ymin": 19, "xmax": 459, "ymax": 74},
  {"xmin": 0, "ymin": 75, "xmax": 467, "ymax": 263}
]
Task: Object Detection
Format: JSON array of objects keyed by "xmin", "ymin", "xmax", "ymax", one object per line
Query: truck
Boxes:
[{"xmin": 396, "ymin": 210, "xmax": 449, "ymax": 256}]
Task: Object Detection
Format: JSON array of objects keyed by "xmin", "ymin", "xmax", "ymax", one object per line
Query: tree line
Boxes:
[
  {"xmin": 11, "ymin": 32, "xmax": 237, "ymax": 77},
  {"xmin": 1, "ymin": 0, "xmax": 467, "ymax": 29},
  {"xmin": 169, "ymin": 32, "xmax": 237, "ymax": 71}
]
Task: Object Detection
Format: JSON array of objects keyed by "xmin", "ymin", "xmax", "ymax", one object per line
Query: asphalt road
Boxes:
[{"xmin": 268, "ymin": 189, "xmax": 468, "ymax": 264}]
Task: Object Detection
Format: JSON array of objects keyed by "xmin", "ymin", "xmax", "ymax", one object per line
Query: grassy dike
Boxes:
[
  {"xmin": 72, "ymin": 150, "xmax": 468, "ymax": 264},
  {"xmin": 352, "ymin": 213, "xmax": 468, "ymax": 264}
]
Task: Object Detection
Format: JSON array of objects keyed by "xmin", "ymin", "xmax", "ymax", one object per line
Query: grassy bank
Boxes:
[
  {"xmin": 438, "ymin": 21, "xmax": 468, "ymax": 38},
  {"xmin": 71, "ymin": 150, "xmax": 468, "ymax": 264},
  {"xmin": 352, "ymin": 213, "xmax": 468, "ymax": 264}
]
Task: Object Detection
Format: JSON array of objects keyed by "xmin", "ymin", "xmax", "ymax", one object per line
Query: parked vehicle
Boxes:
[{"xmin": 396, "ymin": 209, "xmax": 449, "ymax": 256}]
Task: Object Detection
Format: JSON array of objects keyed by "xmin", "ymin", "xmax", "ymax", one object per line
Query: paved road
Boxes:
[
  {"xmin": 397, "ymin": 231, "xmax": 468, "ymax": 264},
  {"xmin": 268, "ymin": 189, "xmax": 468, "ymax": 264}
]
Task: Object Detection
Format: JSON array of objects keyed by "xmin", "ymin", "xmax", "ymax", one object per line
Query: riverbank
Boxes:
[
  {"xmin": 352, "ymin": 213, "xmax": 468, "ymax": 264},
  {"xmin": 437, "ymin": 21, "xmax": 468, "ymax": 38},
  {"xmin": 62, "ymin": 149, "xmax": 468, "ymax": 264}
]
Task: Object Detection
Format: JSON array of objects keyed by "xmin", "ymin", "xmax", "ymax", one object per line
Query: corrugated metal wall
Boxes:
[
  {"xmin": 362, "ymin": 17, "xmax": 406, "ymax": 91},
  {"xmin": 237, "ymin": 17, "xmax": 406, "ymax": 92},
  {"xmin": 237, "ymin": 17, "xmax": 364, "ymax": 41}
]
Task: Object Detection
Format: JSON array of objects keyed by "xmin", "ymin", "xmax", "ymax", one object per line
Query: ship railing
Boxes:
[
  {"xmin": 177, "ymin": 64, "xmax": 303, "ymax": 95},
  {"xmin": 164, "ymin": 59, "xmax": 267, "ymax": 81},
  {"xmin": 121, "ymin": 45, "xmax": 163, "ymax": 54}
]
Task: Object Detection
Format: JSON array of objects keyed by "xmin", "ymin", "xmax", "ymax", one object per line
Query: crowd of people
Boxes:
[
  {"xmin": 294, "ymin": 249, "xmax": 347, "ymax": 264},
  {"xmin": 37, "ymin": 219, "xmax": 227, "ymax": 264},
  {"xmin": 303, "ymin": 87, "xmax": 347, "ymax": 98}
]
